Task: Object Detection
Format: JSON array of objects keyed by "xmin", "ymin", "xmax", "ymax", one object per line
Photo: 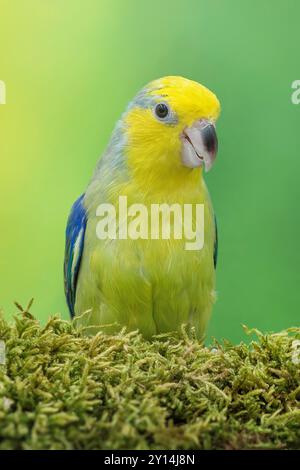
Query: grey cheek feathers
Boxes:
[
  {"xmin": 126, "ymin": 90, "xmax": 178, "ymax": 126},
  {"xmin": 92, "ymin": 119, "xmax": 129, "ymax": 183}
]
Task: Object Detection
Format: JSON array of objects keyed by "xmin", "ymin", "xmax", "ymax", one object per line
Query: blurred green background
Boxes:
[{"xmin": 0, "ymin": 0, "xmax": 299, "ymax": 343}]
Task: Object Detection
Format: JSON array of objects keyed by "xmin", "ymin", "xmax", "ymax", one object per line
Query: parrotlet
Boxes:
[{"xmin": 64, "ymin": 76, "xmax": 220, "ymax": 338}]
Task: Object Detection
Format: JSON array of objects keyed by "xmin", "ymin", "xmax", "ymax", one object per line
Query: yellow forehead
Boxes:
[
  {"xmin": 122, "ymin": 77, "xmax": 220, "ymax": 191},
  {"xmin": 146, "ymin": 75, "xmax": 220, "ymax": 124}
]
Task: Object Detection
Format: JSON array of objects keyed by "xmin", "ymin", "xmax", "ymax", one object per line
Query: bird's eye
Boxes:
[{"xmin": 154, "ymin": 103, "xmax": 170, "ymax": 120}]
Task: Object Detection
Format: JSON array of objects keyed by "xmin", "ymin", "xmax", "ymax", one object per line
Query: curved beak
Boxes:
[{"xmin": 181, "ymin": 119, "xmax": 218, "ymax": 172}]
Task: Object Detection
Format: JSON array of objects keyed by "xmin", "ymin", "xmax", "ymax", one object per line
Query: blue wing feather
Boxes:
[{"xmin": 64, "ymin": 194, "xmax": 87, "ymax": 317}]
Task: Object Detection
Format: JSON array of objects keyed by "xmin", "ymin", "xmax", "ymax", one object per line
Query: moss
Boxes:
[{"xmin": 0, "ymin": 300, "xmax": 299, "ymax": 450}]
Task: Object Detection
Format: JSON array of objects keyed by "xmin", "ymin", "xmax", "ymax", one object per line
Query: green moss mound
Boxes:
[{"xmin": 0, "ymin": 302, "xmax": 299, "ymax": 450}]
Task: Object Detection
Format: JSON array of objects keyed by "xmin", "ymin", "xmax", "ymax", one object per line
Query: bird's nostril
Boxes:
[{"xmin": 201, "ymin": 124, "xmax": 218, "ymax": 156}]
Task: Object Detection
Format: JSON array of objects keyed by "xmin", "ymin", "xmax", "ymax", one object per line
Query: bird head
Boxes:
[{"xmin": 113, "ymin": 76, "xmax": 220, "ymax": 192}]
